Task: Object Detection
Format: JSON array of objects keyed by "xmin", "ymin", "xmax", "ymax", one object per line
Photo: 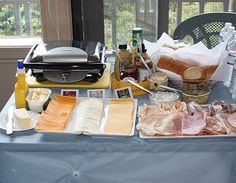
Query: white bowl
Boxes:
[
  {"xmin": 149, "ymin": 91, "xmax": 180, "ymax": 104},
  {"xmin": 26, "ymin": 88, "xmax": 51, "ymax": 112}
]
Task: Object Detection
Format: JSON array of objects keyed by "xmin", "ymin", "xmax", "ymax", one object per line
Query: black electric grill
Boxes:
[{"xmin": 24, "ymin": 40, "xmax": 106, "ymax": 83}]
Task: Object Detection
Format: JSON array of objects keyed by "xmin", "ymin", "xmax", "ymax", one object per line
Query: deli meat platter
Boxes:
[
  {"xmin": 137, "ymin": 101, "xmax": 236, "ymax": 139},
  {"xmin": 34, "ymin": 96, "xmax": 137, "ymax": 137}
]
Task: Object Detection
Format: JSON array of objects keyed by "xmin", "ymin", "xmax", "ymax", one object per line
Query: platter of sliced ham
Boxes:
[{"xmin": 137, "ymin": 101, "xmax": 236, "ymax": 138}]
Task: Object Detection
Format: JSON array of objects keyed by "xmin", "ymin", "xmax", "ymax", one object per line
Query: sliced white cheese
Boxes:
[
  {"xmin": 14, "ymin": 108, "xmax": 32, "ymax": 129},
  {"xmin": 73, "ymin": 98, "xmax": 104, "ymax": 134}
]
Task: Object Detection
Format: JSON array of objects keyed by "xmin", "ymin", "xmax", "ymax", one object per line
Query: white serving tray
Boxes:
[
  {"xmin": 84, "ymin": 98, "xmax": 138, "ymax": 137},
  {"xmin": 137, "ymin": 105, "xmax": 236, "ymax": 139},
  {"xmin": 36, "ymin": 98, "xmax": 138, "ymax": 137},
  {"xmin": 139, "ymin": 132, "xmax": 236, "ymax": 139}
]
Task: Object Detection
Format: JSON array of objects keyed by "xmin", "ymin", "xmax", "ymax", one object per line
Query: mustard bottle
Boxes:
[{"xmin": 15, "ymin": 59, "xmax": 29, "ymax": 108}]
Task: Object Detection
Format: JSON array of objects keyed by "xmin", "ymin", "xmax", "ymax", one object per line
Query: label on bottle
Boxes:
[{"xmin": 15, "ymin": 74, "xmax": 28, "ymax": 109}]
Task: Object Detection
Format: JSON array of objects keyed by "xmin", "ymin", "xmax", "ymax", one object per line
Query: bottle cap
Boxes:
[
  {"xmin": 17, "ymin": 59, "xmax": 24, "ymax": 69},
  {"xmin": 225, "ymin": 22, "xmax": 232, "ymax": 28},
  {"xmin": 118, "ymin": 44, "xmax": 127, "ymax": 50},
  {"xmin": 132, "ymin": 27, "xmax": 142, "ymax": 34}
]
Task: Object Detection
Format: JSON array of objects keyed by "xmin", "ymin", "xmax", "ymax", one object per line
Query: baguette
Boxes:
[
  {"xmin": 157, "ymin": 55, "xmax": 218, "ymax": 80},
  {"xmin": 157, "ymin": 55, "xmax": 194, "ymax": 78}
]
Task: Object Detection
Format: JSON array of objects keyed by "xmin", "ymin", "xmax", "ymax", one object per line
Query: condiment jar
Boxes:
[
  {"xmin": 148, "ymin": 72, "xmax": 168, "ymax": 91},
  {"xmin": 120, "ymin": 65, "xmax": 139, "ymax": 82},
  {"xmin": 114, "ymin": 44, "xmax": 131, "ymax": 81}
]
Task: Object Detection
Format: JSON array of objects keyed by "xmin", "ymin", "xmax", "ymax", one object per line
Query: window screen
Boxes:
[
  {"xmin": 0, "ymin": 0, "xmax": 41, "ymax": 37},
  {"xmin": 104, "ymin": 0, "xmax": 158, "ymax": 50},
  {"xmin": 72, "ymin": 0, "xmax": 236, "ymax": 50},
  {"xmin": 169, "ymin": 0, "xmax": 236, "ymax": 36}
]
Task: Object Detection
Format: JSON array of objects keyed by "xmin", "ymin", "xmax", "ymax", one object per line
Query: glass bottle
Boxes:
[
  {"xmin": 132, "ymin": 27, "xmax": 143, "ymax": 47},
  {"xmin": 114, "ymin": 44, "xmax": 131, "ymax": 81}
]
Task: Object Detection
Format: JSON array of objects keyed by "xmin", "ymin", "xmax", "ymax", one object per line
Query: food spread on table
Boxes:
[{"xmin": 4, "ymin": 29, "xmax": 236, "ymax": 138}]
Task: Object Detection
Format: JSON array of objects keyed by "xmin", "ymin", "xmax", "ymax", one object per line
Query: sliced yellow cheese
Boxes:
[
  {"xmin": 35, "ymin": 95, "xmax": 76, "ymax": 131},
  {"xmin": 104, "ymin": 99, "xmax": 134, "ymax": 135}
]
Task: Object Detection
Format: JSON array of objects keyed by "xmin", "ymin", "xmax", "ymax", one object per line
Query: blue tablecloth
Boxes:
[{"xmin": 0, "ymin": 82, "xmax": 236, "ymax": 183}]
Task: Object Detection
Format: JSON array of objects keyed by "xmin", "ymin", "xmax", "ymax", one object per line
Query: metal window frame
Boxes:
[
  {"xmin": 158, "ymin": 0, "xmax": 169, "ymax": 37},
  {"xmin": 71, "ymin": 0, "xmax": 105, "ymax": 43}
]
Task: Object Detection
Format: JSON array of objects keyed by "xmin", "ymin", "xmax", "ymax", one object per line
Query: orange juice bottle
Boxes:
[{"xmin": 15, "ymin": 59, "xmax": 29, "ymax": 108}]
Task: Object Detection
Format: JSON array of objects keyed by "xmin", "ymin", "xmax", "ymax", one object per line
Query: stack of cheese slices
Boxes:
[
  {"xmin": 35, "ymin": 95, "xmax": 76, "ymax": 131},
  {"xmin": 104, "ymin": 98, "xmax": 134, "ymax": 135},
  {"xmin": 73, "ymin": 98, "xmax": 104, "ymax": 134}
]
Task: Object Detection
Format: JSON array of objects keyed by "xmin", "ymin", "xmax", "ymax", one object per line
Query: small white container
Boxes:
[
  {"xmin": 149, "ymin": 91, "xmax": 180, "ymax": 104},
  {"xmin": 26, "ymin": 88, "xmax": 51, "ymax": 112}
]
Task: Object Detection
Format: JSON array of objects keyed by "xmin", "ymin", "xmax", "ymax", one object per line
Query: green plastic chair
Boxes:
[{"xmin": 173, "ymin": 12, "xmax": 236, "ymax": 49}]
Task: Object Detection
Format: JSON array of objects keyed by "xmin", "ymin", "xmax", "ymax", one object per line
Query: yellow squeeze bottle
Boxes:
[{"xmin": 15, "ymin": 59, "xmax": 29, "ymax": 108}]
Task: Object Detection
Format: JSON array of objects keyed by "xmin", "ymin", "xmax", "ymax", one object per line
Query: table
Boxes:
[{"xmin": 0, "ymin": 83, "xmax": 236, "ymax": 183}]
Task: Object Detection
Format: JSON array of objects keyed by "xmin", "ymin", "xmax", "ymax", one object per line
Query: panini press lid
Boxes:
[
  {"xmin": 43, "ymin": 46, "xmax": 88, "ymax": 63},
  {"xmin": 24, "ymin": 40, "xmax": 106, "ymax": 69}
]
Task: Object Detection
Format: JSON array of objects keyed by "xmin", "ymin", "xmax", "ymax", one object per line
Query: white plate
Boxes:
[
  {"xmin": 0, "ymin": 110, "xmax": 39, "ymax": 132},
  {"xmin": 139, "ymin": 132, "xmax": 236, "ymax": 139},
  {"xmin": 84, "ymin": 98, "xmax": 138, "ymax": 137}
]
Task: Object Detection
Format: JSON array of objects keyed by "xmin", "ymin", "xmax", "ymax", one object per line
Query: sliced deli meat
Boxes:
[
  {"xmin": 137, "ymin": 100, "xmax": 236, "ymax": 137},
  {"xmin": 155, "ymin": 113, "xmax": 182, "ymax": 136},
  {"xmin": 137, "ymin": 101, "xmax": 187, "ymax": 136},
  {"xmin": 181, "ymin": 111, "xmax": 206, "ymax": 135}
]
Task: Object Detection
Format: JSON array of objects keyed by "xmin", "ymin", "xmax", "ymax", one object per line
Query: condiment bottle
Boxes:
[
  {"xmin": 136, "ymin": 44, "xmax": 153, "ymax": 82},
  {"xmin": 15, "ymin": 59, "xmax": 29, "ymax": 108},
  {"xmin": 114, "ymin": 44, "xmax": 131, "ymax": 81},
  {"xmin": 132, "ymin": 27, "xmax": 143, "ymax": 46},
  {"xmin": 117, "ymin": 44, "xmax": 139, "ymax": 82}
]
